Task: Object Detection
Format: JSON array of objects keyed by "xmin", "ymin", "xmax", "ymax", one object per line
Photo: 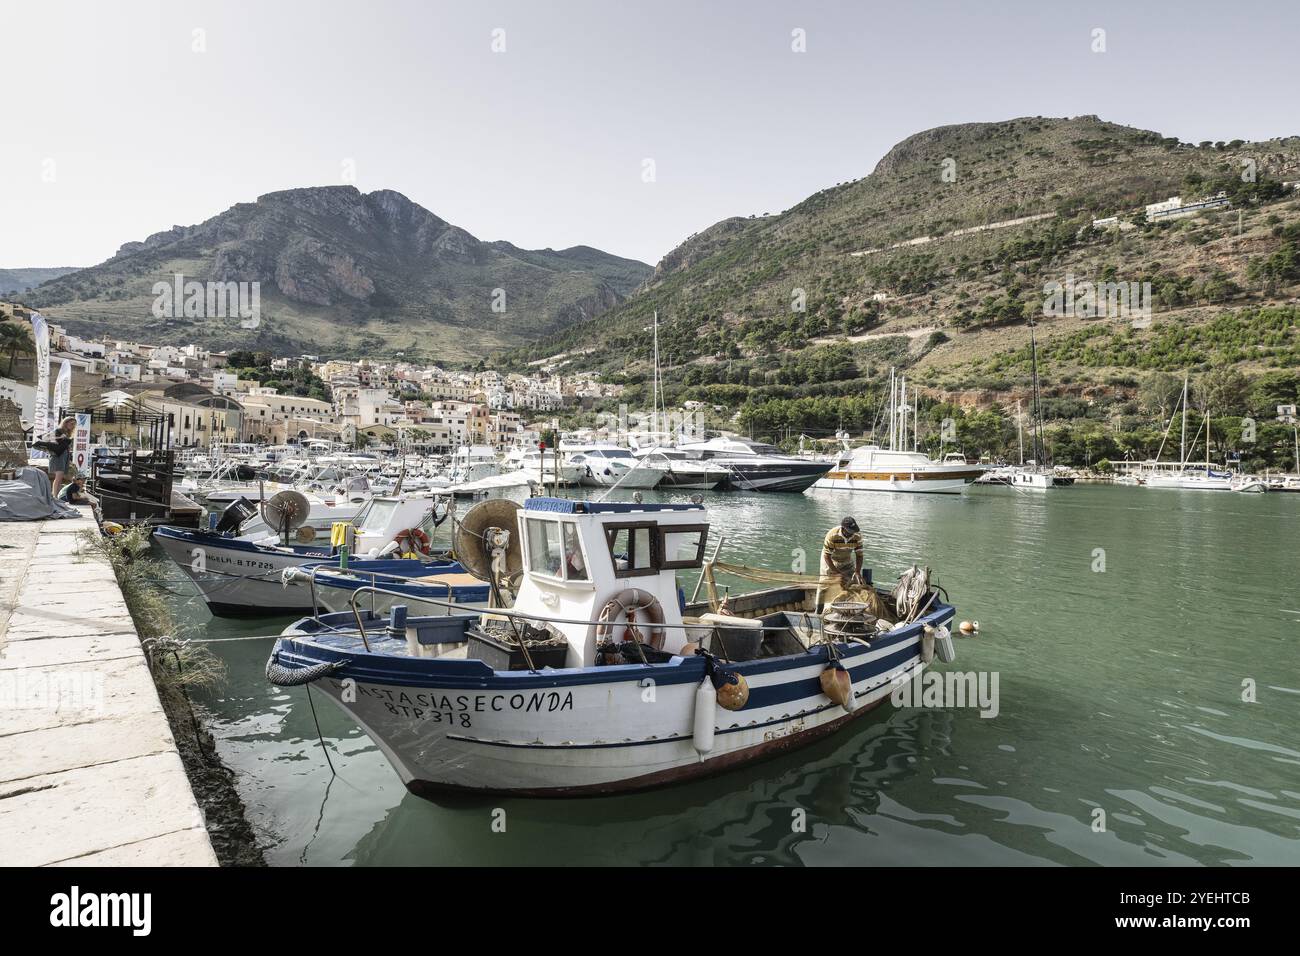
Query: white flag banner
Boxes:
[
  {"xmin": 30, "ymin": 312, "xmax": 51, "ymax": 456},
  {"xmin": 54, "ymin": 359, "xmax": 71, "ymax": 419}
]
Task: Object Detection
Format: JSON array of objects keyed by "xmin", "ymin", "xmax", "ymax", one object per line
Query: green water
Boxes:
[{"xmin": 169, "ymin": 485, "xmax": 1300, "ymax": 866}]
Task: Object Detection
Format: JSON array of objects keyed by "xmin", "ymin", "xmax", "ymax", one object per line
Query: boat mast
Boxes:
[
  {"xmin": 1179, "ymin": 373, "xmax": 1189, "ymax": 472},
  {"xmin": 899, "ymin": 374, "xmax": 907, "ymax": 452},
  {"xmin": 1017, "ymin": 399, "xmax": 1024, "ymax": 466},
  {"xmin": 888, "ymin": 368, "xmax": 896, "ymax": 452},
  {"xmin": 1029, "ymin": 321, "xmax": 1044, "ymax": 469},
  {"xmin": 912, "ymin": 385, "xmax": 918, "ymax": 453},
  {"xmin": 652, "ymin": 311, "xmax": 659, "ymax": 443},
  {"xmin": 1205, "ymin": 408, "xmax": 1211, "ymax": 474}
]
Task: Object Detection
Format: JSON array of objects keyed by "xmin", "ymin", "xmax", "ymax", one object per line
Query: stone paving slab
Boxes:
[
  {"xmin": 0, "ymin": 751, "xmax": 215, "ymax": 867},
  {"xmin": 48, "ymin": 826, "xmax": 218, "ymax": 867},
  {"xmin": 0, "ymin": 511, "xmax": 216, "ymax": 866}
]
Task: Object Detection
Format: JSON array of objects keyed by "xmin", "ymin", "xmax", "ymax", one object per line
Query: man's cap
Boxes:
[{"xmin": 841, "ymin": 516, "xmax": 859, "ymax": 533}]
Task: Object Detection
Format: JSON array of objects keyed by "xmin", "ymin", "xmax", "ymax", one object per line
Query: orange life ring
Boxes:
[
  {"xmin": 394, "ymin": 527, "xmax": 431, "ymax": 556},
  {"xmin": 595, "ymin": 588, "xmax": 666, "ymax": 650}
]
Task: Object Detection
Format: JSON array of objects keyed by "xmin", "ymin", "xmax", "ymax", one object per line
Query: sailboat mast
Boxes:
[
  {"xmin": 912, "ymin": 386, "xmax": 918, "ymax": 453},
  {"xmin": 888, "ymin": 368, "xmax": 896, "ymax": 451},
  {"xmin": 1179, "ymin": 374, "xmax": 1188, "ymax": 471},
  {"xmin": 1017, "ymin": 399, "xmax": 1025, "ymax": 466},
  {"xmin": 1029, "ymin": 322, "xmax": 1044, "ymax": 468},
  {"xmin": 652, "ymin": 311, "xmax": 659, "ymax": 442},
  {"xmin": 899, "ymin": 374, "xmax": 907, "ymax": 451}
]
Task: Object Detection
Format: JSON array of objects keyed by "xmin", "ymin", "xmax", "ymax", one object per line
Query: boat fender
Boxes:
[
  {"xmin": 693, "ymin": 677, "xmax": 716, "ymax": 756},
  {"xmin": 264, "ymin": 653, "xmax": 348, "ymax": 687},
  {"xmin": 820, "ymin": 662, "xmax": 855, "ymax": 712},
  {"xmin": 712, "ymin": 667, "xmax": 749, "ymax": 711},
  {"xmin": 920, "ymin": 625, "xmax": 936, "ymax": 663},
  {"xmin": 933, "ymin": 623, "xmax": 956, "ymax": 664}
]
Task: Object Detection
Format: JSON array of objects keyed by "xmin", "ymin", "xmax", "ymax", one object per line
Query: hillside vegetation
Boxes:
[{"xmin": 514, "ymin": 116, "xmax": 1300, "ymax": 467}]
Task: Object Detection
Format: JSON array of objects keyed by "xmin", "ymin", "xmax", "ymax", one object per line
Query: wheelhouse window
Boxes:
[
  {"xmin": 604, "ymin": 522, "xmax": 658, "ymax": 578},
  {"xmin": 659, "ymin": 524, "xmax": 709, "ymax": 569},
  {"xmin": 525, "ymin": 517, "xmax": 588, "ymax": 582}
]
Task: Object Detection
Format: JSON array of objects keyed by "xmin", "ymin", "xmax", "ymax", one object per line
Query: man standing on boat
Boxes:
[{"xmin": 817, "ymin": 516, "xmax": 864, "ymax": 609}]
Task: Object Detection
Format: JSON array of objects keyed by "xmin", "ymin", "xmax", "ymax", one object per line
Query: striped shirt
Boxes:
[{"xmin": 822, "ymin": 527, "xmax": 863, "ymax": 571}]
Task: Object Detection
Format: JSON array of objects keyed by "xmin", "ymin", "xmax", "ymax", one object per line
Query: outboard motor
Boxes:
[{"xmin": 214, "ymin": 496, "xmax": 258, "ymax": 534}]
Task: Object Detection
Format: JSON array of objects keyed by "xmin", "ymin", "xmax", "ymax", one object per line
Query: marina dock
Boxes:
[{"xmin": 0, "ymin": 510, "xmax": 216, "ymax": 866}]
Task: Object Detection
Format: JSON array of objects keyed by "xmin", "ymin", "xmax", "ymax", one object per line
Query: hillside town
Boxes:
[{"xmin": 0, "ymin": 300, "xmax": 625, "ymax": 455}]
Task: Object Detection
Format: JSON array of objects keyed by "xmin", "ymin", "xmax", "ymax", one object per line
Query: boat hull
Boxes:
[
  {"xmin": 1144, "ymin": 476, "xmax": 1234, "ymax": 491},
  {"xmin": 269, "ymin": 611, "xmax": 947, "ymax": 794},
  {"xmin": 716, "ymin": 461, "xmax": 832, "ymax": 493},
  {"xmin": 814, "ymin": 468, "xmax": 981, "ymax": 494},
  {"xmin": 153, "ymin": 527, "xmax": 333, "ymax": 615}
]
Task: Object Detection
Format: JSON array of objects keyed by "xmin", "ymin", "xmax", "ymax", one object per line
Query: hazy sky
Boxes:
[{"xmin": 4, "ymin": 0, "xmax": 1297, "ymax": 268}]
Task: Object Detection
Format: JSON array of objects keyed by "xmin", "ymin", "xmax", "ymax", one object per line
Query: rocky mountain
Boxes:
[
  {"xmin": 21, "ymin": 186, "xmax": 651, "ymax": 360},
  {"xmin": 514, "ymin": 116, "xmax": 1300, "ymax": 406},
  {"xmin": 0, "ymin": 267, "xmax": 80, "ymax": 295}
]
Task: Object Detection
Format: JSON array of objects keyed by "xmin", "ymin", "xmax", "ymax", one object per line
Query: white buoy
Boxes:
[{"xmin": 693, "ymin": 677, "xmax": 716, "ymax": 756}]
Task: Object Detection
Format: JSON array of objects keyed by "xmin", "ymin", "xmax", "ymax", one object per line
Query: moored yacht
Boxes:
[
  {"xmin": 815, "ymin": 446, "xmax": 985, "ymax": 494},
  {"xmin": 674, "ymin": 436, "xmax": 832, "ymax": 492},
  {"xmin": 632, "ymin": 446, "xmax": 729, "ymax": 490},
  {"xmin": 561, "ymin": 443, "xmax": 664, "ymax": 489},
  {"xmin": 813, "ymin": 369, "xmax": 983, "ymax": 494}
]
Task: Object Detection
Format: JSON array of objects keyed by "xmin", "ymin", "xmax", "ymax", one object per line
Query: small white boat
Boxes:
[{"xmin": 1229, "ymin": 476, "xmax": 1267, "ymax": 493}]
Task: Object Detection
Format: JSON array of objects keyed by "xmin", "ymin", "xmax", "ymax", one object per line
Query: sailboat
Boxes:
[
  {"xmin": 813, "ymin": 368, "xmax": 985, "ymax": 494},
  {"xmin": 1143, "ymin": 375, "xmax": 1234, "ymax": 491},
  {"xmin": 1008, "ymin": 322, "xmax": 1056, "ymax": 489}
]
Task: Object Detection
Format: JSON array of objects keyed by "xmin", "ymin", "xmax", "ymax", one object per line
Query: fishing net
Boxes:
[{"xmin": 710, "ymin": 560, "xmax": 889, "ymax": 619}]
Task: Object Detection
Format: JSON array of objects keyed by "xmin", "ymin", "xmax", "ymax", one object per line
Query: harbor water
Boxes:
[{"xmin": 163, "ymin": 485, "xmax": 1300, "ymax": 866}]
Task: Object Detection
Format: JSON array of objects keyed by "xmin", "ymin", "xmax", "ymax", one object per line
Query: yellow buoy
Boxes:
[
  {"xmin": 716, "ymin": 673, "xmax": 749, "ymax": 711},
  {"xmin": 959, "ymin": 620, "xmax": 974, "ymax": 634}
]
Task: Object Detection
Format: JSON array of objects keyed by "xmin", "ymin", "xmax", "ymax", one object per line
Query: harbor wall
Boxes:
[{"xmin": 0, "ymin": 510, "xmax": 217, "ymax": 866}]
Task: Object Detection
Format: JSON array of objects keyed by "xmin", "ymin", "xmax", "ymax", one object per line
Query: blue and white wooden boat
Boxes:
[
  {"xmin": 266, "ymin": 497, "xmax": 957, "ymax": 795},
  {"xmin": 154, "ymin": 496, "xmax": 450, "ymax": 616},
  {"xmin": 283, "ymin": 558, "xmax": 491, "ymax": 615}
]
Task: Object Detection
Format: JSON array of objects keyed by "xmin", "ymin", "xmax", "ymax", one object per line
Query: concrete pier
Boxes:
[{"xmin": 0, "ymin": 510, "xmax": 217, "ymax": 866}]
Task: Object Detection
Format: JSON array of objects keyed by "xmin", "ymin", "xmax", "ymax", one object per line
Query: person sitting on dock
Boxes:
[{"xmin": 817, "ymin": 516, "xmax": 864, "ymax": 609}]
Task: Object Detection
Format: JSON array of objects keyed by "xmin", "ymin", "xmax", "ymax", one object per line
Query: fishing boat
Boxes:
[
  {"xmin": 154, "ymin": 492, "xmax": 449, "ymax": 616},
  {"xmin": 284, "ymin": 558, "xmax": 491, "ymax": 615},
  {"xmin": 265, "ymin": 496, "xmax": 958, "ymax": 796}
]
